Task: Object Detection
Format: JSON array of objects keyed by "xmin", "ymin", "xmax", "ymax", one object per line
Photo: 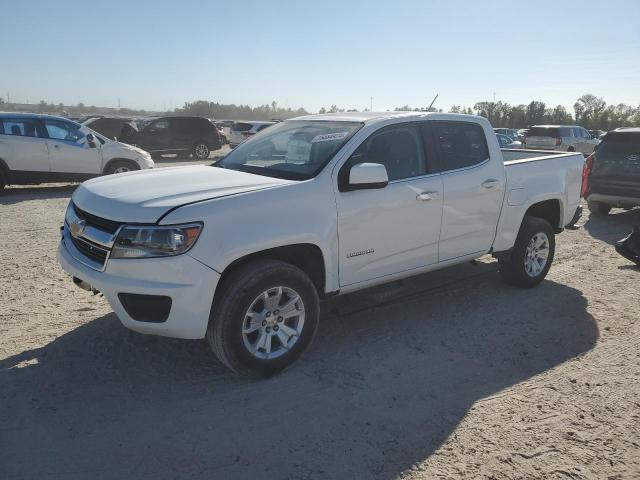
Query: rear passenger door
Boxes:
[
  {"xmin": 428, "ymin": 121, "xmax": 505, "ymax": 262},
  {"xmin": 0, "ymin": 118, "xmax": 50, "ymax": 173}
]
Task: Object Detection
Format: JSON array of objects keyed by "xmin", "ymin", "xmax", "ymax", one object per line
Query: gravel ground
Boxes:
[{"xmin": 1, "ymin": 166, "xmax": 639, "ymax": 479}]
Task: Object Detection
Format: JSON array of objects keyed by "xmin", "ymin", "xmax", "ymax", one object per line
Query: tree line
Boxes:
[
  {"xmin": 1, "ymin": 94, "xmax": 638, "ymax": 130},
  {"xmin": 402, "ymin": 94, "xmax": 639, "ymax": 130}
]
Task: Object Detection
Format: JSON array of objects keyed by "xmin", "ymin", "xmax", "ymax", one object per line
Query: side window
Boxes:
[
  {"xmin": 44, "ymin": 120, "xmax": 84, "ymax": 142},
  {"xmin": 431, "ymin": 121, "xmax": 489, "ymax": 171},
  {"xmin": 572, "ymin": 127, "xmax": 581, "ymax": 138},
  {"xmin": 348, "ymin": 123, "xmax": 426, "ymax": 181},
  {"xmin": 149, "ymin": 119, "xmax": 170, "ymax": 131},
  {"xmin": 581, "ymin": 128, "xmax": 591, "ymax": 139},
  {"xmin": 1, "ymin": 119, "xmax": 42, "ymax": 137},
  {"xmin": 171, "ymin": 118, "xmax": 197, "ymax": 134}
]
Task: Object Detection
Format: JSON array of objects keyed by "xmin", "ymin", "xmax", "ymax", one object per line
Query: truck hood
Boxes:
[{"xmin": 72, "ymin": 165, "xmax": 295, "ymax": 223}]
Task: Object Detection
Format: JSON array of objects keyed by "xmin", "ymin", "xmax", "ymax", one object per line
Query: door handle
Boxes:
[
  {"xmin": 481, "ymin": 179, "xmax": 499, "ymax": 189},
  {"xmin": 416, "ymin": 191, "xmax": 439, "ymax": 201}
]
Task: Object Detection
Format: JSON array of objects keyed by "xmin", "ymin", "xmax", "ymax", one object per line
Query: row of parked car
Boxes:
[
  {"xmin": 0, "ymin": 112, "xmax": 638, "ymax": 217},
  {"xmin": 80, "ymin": 115, "xmax": 278, "ymax": 158},
  {"xmin": 494, "ymin": 124, "xmax": 603, "ymax": 156}
]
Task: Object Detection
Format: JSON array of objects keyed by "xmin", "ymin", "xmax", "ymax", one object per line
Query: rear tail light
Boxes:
[
  {"xmin": 581, "ymin": 153, "xmax": 595, "ymax": 198},
  {"xmin": 555, "ymin": 137, "xmax": 562, "ymax": 146}
]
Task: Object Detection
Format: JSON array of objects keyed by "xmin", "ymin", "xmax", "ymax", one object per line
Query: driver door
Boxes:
[
  {"xmin": 43, "ymin": 119, "xmax": 101, "ymax": 174},
  {"xmin": 335, "ymin": 122, "xmax": 443, "ymax": 287}
]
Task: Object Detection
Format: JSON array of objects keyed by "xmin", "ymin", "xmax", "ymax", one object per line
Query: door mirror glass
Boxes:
[
  {"xmin": 86, "ymin": 133, "xmax": 97, "ymax": 148},
  {"xmin": 348, "ymin": 163, "xmax": 388, "ymax": 189}
]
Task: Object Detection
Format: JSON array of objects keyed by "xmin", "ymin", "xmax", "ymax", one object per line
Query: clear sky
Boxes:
[{"xmin": 1, "ymin": 0, "xmax": 639, "ymax": 113}]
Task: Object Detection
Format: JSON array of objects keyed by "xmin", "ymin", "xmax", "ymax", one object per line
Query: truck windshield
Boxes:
[{"xmin": 217, "ymin": 120, "xmax": 363, "ymax": 180}]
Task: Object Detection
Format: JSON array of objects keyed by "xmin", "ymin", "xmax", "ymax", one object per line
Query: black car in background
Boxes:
[
  {"xmin": 583, "ymin": 128, "xmax": 640, "ymax": 214},
  {"xmin": 81, "ymin": 116, "xmax": 133, "ymax": 141},
  {"xmin": 120, "ymin": 116, "xmax": 222, "ymax": 159}
]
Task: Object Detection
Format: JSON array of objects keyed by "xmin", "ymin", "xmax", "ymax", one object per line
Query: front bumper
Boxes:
[{"xmin": 57, "ymin": 228, "xmax": 220, "ymax": 339}]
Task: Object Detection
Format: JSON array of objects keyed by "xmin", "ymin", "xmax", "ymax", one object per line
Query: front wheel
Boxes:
[
  {"xmin": 499, "ymin": 216, "xmax": 555, "ymax": 288},
  {"xmin": 193, "ymin": 142, "xmax": 210, "ymax": 159},
  {"xmin": 207, "ymin": 260, "xmax": 320, "ymax": 377},
  {"xmin": 105, "ymin": 160, "xmax": 139, "ymax": 175}
]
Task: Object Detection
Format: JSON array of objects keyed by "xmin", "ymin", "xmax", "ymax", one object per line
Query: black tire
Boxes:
[
  {"xmin": 588, "ymin": 200, "xmax": 611, "ymax": 215},
  {"xmin": 193, "ymin": 142, "xmax": 210, "ymax": 159},
  {"xmin": 568, "ymin": 146, "xmax": 575, "ymax": 152},
  {"xmin": 207, "ymin": 259, "xmax": 320, "ymax": 377},
  {"xmin": 104, "ymin": 160, "xmax": 139, "ymax": 175},
  {"xmin": 0, "ymin": 169, "xmax": 6, "ymax": 192},
  {"xmin": 499, "ymin": 216, "xmax": 555, "ymax": 288}
]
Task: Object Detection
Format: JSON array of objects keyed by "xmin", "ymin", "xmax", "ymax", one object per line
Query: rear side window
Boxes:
[
  {"xmin": 529, "ymin": 127, "xmax": 560, "ymax": 138},
  {"xmin": 431, "ymin": 121, "xmax": 489, "ymax": 171},
  {"xmin": 1, "ymin": 118, "xmax": 42, "ymax": 137},
  {"xmin": 231, "ymin": 122, "xmax": 252, "ymax": 132},
  {"xmin": 171, "ymin": 117, "xmax": 199, "ymax": 134},
  {"xmin": 257, "ymin": 124, "xmax": 272, "ymax": 132}
]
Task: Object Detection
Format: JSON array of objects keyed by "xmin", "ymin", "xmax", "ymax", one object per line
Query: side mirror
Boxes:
[
  {"xmin": 348, "ymin": 163, "xmax": 389, "ymax": 190},
  {"xmin": 86, "ymin": 133, "xmax": 97, "ymax": 148}
]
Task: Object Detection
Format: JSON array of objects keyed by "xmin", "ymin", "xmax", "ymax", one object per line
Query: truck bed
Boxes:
[{"xmin": 490, "ymin": 148, "xmax": 585, "ymax": 253}]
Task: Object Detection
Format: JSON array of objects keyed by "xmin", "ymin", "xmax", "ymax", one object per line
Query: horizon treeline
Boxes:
[{"xmin": 1, "ymin": 94, "xmax": 638, "ymax": 130}]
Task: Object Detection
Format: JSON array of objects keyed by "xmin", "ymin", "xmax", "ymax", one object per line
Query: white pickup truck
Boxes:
[{"xmin": 58, "ymin": 112, "xmax": 584, "ymax": 376}]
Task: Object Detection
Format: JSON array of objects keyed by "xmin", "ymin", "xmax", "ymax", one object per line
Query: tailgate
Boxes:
[{"xmin": 590, "ymin": 132, "xmax": 640, "ymax": 196}]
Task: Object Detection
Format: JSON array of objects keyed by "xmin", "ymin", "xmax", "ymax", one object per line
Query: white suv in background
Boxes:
[
  {"xmin": 0, "ymin": 113, "xmax": 154, "ymax": 191},
  {"xmin": 524, "ymin": 125, "xmax": 599, "ymax": 155},
  {"xmin": 228, "ymin": 121, "xmax": 276, "ymax": 147}
]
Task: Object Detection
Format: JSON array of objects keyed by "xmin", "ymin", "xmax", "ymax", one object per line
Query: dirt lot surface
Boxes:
[{"xmin": 1, "ymin": 164, "xmax": 639, "ymax": 479}]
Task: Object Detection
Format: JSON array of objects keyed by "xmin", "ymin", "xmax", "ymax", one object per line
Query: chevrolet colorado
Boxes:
[{"xmin": 58, "ymin": 112, "xmax": 584, "ymax": 376}]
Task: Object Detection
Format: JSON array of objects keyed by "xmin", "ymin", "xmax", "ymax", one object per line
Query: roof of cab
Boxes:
[{"xmin": 291, "ymin": 111, "xmax": 431, "ymax": 123}]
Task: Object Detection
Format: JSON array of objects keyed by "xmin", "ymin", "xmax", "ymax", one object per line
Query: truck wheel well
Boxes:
[
  {"xmin": 524, "ymin": 199, "xmax": 561, "ymax": 231},
  {"xmin": 220, "ymin": 244, "xmax": 326, "ymax": 295}
]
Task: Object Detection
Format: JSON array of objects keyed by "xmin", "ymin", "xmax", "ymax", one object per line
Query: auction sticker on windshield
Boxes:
[{"xmin": 311, "ymin": 132, "xmax": 350, "ymax": 143}]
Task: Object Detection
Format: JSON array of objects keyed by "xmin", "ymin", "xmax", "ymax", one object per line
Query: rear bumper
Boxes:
[
  {"xmin": 57, "ymin": 230, "xmax": 220, "ymax": 339},
  {"xmin": 587, "ymin": 193, "xmax": 640, "ymax": 208}
]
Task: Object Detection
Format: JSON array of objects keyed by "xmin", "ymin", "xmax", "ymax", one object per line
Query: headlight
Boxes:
[{"xmin": 111, "ymin": 223, "xmax": 202, "ymax": 259}]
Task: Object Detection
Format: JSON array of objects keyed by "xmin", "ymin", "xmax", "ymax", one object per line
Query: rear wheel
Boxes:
[
  {"xmin": 207, "ymin": 260, "xmax": 320, "ymax": 377},
  {"xmin": 588, "ymin": 200, "xmax": 611, "ymax": 215},
  {"xmin": 0, "ymin": 169, "xmax": 6, "ymax": 192},
  {"xmin": 193, "ymin": 142, "xmax": 210, "ymax": 160},
  {"xmin": 105, "ymin": 160, "xmax": 139, "ymax": 175},
  {"xmin": 499, "ymin": 216, "xmax": 555, "ymax": 288}
]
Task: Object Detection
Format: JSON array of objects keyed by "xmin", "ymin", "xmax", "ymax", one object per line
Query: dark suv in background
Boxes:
[
  {"xmin": 81, "ymin": 116, "xmax": 133, "ymax": 141},
  {"xmin": 120, "ymin": 116, "xmax": 222, "ymax": 159},
  {"xmin": 583, "ymin": 128, "xmax": 640, "ymax": 214}
]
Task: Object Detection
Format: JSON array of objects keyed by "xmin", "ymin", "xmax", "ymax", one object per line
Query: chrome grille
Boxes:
[{"xmin": 70, "ymin": 235, "xmax": 109, "ymax": 265}]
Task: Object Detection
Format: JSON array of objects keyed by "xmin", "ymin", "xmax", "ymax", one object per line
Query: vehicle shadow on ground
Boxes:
[
  {"xmin": 583, "ymin": 207, "xmax": 640, "ymax": 245},
  {"xmin": 0, "ymin": 263, "xmax": 598, "ymax": 480},
  {"xmin": 0, "ymin": 184, "xmax": 77, "ymax": 205}
]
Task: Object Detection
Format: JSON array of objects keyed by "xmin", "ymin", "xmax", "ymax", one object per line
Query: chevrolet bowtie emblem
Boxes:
[{"xmin": 69, "ymin": 219, "xmax": 86, "ymax": 238}]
